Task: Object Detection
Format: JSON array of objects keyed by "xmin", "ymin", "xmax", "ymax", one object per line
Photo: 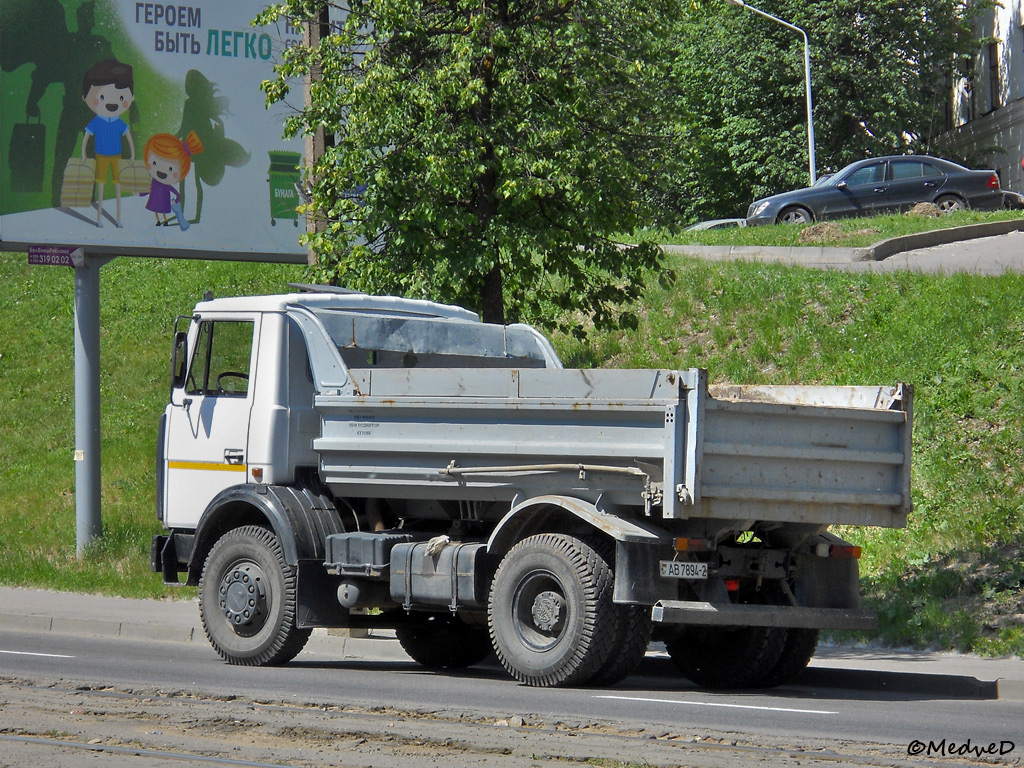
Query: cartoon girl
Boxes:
[{"xmin": 141, "ymin": 130, "xmax": 203, "ymax": 227}]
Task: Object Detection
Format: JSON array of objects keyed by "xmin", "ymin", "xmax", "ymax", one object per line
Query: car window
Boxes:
[
  {"xmin": 890, "ymin": 161, "xmax": 926, "ymax": 180},
  {"xmin": 845, "ymin": 163, "xmax": 885, "ymax": 186},
  {"xmin": 921, "ymin": 163, "xmax": 942, "ymax": 178}
]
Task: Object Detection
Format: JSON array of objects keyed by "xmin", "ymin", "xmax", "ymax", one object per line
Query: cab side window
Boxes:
[{"xmin": 186, "ymin": 321, "xmax": 254, "ymax": 397}]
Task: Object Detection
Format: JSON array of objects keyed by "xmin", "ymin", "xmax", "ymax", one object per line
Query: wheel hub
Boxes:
[
  {"xmin": 531, "ymin": 590, "xmax": 564, "ymax": 631},
  {"xmin": 219, "ymin": 563, "xmax": 266, "ymax": 626}
]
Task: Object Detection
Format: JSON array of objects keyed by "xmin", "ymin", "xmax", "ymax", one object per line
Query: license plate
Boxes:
[{"xmin": 659, "ymin": 560, "xmax": 708, "ymax": 580}]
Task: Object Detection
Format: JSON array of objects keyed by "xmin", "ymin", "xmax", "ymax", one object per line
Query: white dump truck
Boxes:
[{"xmin": 152, "ymin": 287, "xmax": 912, "ymax": 688}]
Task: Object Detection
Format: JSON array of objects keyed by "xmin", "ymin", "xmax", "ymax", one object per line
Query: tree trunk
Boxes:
[
  {"xmin": 471, "ymin": 5, "xmax": 504, "ymax": 325},
  {"xmin": 480, "ymin": 260, "xmax": 505, "ymax": 325}
]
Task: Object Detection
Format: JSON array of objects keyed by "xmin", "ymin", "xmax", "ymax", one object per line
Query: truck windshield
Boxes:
[{"xmin": 309, "ymin": 309, "xmax": 551, "ymax": 369}]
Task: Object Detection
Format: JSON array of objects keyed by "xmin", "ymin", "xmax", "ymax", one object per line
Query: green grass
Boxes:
[
  {"xmin": 554, "ymin": 255, "xmax": 1024, "ymax": 656},
  {"xmin": 0, "ymin": 255, "xmax": 306, "ymax": 597},
  {"xmin": 647, "ymin": 208, "xmax": 1023, "ymax": 249},
  {"xmin": 1, "ymin": 229, "xmax": 1022, "ymax": 656}
]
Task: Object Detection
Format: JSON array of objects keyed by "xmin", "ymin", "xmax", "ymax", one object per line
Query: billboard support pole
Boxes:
[{"xmin": 71, "ymin": 250, "xmax": 114, "ymax": 558}]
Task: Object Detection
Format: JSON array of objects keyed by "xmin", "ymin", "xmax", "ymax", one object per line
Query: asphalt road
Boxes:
[{"xmin": 1, "ymin": 628, "xmax": 1021, "ymax": 759}]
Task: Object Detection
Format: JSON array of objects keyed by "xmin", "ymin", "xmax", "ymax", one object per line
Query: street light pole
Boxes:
[{"xmin": 725, "ymin": 0, "xmax": 817, "ymax": 186}]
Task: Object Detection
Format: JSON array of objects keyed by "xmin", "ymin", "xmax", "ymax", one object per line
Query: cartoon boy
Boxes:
[{"xmin": 80, "ymin": 59, "xmax": 134, "ymax": 228}]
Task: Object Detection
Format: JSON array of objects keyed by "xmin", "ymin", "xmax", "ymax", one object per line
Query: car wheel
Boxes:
[
  {"xmin": 777, "ymin": 206, "xmax": 813, "ymax": 225},
  {"xmin": 936, "ymin": 194, "xmax": 967, "ymax": 213}
]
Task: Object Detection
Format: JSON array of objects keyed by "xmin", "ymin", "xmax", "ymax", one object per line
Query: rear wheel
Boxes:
[
  {"xmin": 489, "ymin": 534, "xmax": 616, "ymax": 687},
  {"xmin": 936, "ymin": 194, "xmax": 967, "ymax": 213},
  {"xmin": 665, "ymin": 625, "xmax": 787, "ymax": 689},
  {"xmin": 199, "ymin": 525, "xmax": 311, "ymax": 666},
  {"xmin": 396, "ymin": 614, "xmax": 493, "ymax": 670},
  {"xmin": 758, "ymin": 628, "xmax": 819, "ymax": 688},
  {"xmin": 777, "ymin": 206, "xmax": 813, "ymax": 224},
  {"xmin": 589, "ymin": 603, "xmax": 652, "ymax": 686}
]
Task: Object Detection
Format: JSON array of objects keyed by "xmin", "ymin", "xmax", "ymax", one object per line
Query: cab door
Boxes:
[{"xmin": 162, "ymin": 316, "xmax": 259, "ymax": 528}]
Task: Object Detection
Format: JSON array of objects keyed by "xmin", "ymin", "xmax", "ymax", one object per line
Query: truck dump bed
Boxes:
[{"xmin": 309, "ymin": 365, "xmax": 911, "ymax": 528}]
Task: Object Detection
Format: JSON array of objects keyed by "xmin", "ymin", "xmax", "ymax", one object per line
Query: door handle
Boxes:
[{"xmin": 224, "ymin": 449, "xmax": 245, "ymax": 465}]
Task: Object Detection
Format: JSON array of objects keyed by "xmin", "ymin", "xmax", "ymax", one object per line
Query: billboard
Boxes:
[{"xmin": 0, "ymin": 0, "xmax": 307, "ymax": 261}]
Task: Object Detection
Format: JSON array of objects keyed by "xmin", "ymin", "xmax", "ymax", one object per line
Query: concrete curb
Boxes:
[
  {"xmin": 865, "ymin": 218, "xmax": 1024, "ymax": 261},
  {"xmin": 1, "ymin": 609, "xmax": 410, "ymax": 661},
  {"xmin": 799, "ymin": 666, "xmax": 1000, "ymax": 700},
  {"xmin": 662, "ymin": 218, "xmax": 1024, "ymax": 265}
]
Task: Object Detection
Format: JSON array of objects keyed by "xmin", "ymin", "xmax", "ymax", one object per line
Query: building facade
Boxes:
[{"xmin": 942, "ymin": 0, "xmax": 1024, "ymax": 192}]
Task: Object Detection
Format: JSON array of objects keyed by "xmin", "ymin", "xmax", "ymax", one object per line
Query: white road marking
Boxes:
[
  {"xmin": 0, "ymin": 649, "xmax": 75, "ymax": 659},
  {"xmin": 596, "ymin": 694, "xmax": 837, "ymax": 715}
]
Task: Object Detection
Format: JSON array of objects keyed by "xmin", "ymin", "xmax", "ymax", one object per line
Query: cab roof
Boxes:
[{"xmin": 193, "ymin": 289, "xmax": 481, "ymax": 323}]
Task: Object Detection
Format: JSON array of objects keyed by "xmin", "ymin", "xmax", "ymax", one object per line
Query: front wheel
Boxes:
[
  {"xmin": 199, "ymin": 525, "xmax": 311, "ymax": 666},
  {"xmin": 488, "ymin": 534, "xmax": 616, "ymax": 687},
  {"xmin": 777, "ymin": 206, "xmax": 813, "ymax": 225}
]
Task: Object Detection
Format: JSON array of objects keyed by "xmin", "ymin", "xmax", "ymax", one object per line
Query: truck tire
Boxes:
[
  {"xmin": 199, "ymin": 525, "xmax": 311, "ymax": 666},
  {"xmin": 665, "ymin": 625, "xmax": 787, "ymax": 689},
  {"xmin": 582, "ymin": 537, "xmax": 651, "ymax": 686},
  {"xmin": 396, "ymin": 614, "xmax": 493, "ymax": 670},
  {"xmin": 589, "ymin": 603, "xmax": 652, "ymax": 686},
  {"xmin": 489, "ymin": 533, "xmax": 616, "ymax": 687},
  {"xmin": 757, "ymin": 628, "xmax": 819, "ymax": 688}
]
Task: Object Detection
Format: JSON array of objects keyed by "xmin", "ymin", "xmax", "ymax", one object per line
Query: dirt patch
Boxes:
[
  {"xmin": 906, "ymin": 202, "xmax": 943, "ymax": 218},
  {"xmin": 1, "ymin": 676, "xmax": 1012, "ymax": 768},
  {"xmin": 799, "ymin": 222, "xmax": 844, "ymax": 244}
]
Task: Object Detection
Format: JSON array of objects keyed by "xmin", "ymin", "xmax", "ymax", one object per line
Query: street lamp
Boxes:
[{"xmin": 725, "ymin": 0, "xmax": 817, "ymax": 186}]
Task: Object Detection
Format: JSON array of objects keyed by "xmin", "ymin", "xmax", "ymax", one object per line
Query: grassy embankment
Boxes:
[{"xmin": 1, "ymin": 211, "xmax": 1022, "ymax": 655}]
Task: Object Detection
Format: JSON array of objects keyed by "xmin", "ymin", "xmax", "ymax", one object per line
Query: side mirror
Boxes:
[
  {"xmin": 836, "ymin": 180, "xmax": 848, "ymax": 190},
  {"xmin": 170, "ymin": 331, "xmax": 188, "ymax": 393}
]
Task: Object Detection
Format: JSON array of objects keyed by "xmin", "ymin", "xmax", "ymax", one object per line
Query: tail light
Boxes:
[
  {"xmin": 988, "ymin": 173, "xmax": 1001, "ymax": 189},
  {"xmin": 815, "ymin": 542, "xmax": 862, "ymax": 558},
  {"xmin": 674, "ymin": 537, "xmax": 714, "ymax": 552}
]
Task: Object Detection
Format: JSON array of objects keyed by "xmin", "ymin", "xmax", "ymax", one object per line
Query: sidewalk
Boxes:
[
  {"xmin": 663, "ymin": 217, "xmax": 1024, "ymax": 275},
  {"xmin": 2, "ymin": 586, "xmax": 1022, "ymax": 700},
  {"xmin": 0, "ymin": 585, "xmax": 406, "ymax": 662}
]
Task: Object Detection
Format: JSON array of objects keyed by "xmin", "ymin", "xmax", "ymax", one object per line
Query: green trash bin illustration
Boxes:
[{"xmin": 267, "ymin": 151, "xmax": 302, "ymax": 226}]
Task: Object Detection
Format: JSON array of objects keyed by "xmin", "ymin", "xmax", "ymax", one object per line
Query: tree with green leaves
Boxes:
[
  {"xmin": 667, "ymin": 0, "xmax": 988, "ymax": 223},
  {"xmin": 259, "ymin": 0, "xmax": 686, "ymax": 332}
]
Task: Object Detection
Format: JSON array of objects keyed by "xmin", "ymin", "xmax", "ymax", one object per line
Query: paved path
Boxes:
[
  {"xmin": 857, "ymin": 230, "xmax": 1024, "ymax": 274},
  {"xmin": 664, "ymin": 218, "xmax": 1024, "ymax": 274}
]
